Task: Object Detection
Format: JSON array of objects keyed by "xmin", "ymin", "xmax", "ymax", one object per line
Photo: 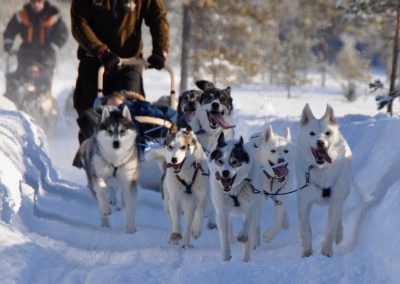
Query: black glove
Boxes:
[
  {"xmin": 101, "ymin": 50, "xmax": 121, "ymax": 74},
  {"xmin": 4, "ymin": 41, "xmax": 13, "ymax": 54},
  {"xmin": 147, "ymin": 53, "xmax": 165, "ymax": 70}
]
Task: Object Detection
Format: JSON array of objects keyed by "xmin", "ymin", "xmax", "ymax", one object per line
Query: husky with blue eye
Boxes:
[
  {"xmin": 78, "ymin": 105, "xmax": 139, "ymax": 234},
  {"xmin": 296, "ymin": 104, "xmax": 352, "ymax": 257},
  {"xmin": 208, "ymin": 133, "xmax": 263, "ymax": 262}
]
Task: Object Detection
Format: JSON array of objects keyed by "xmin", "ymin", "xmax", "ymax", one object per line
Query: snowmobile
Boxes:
[{"xmin": 4, "ymin": 52, "xmax": 58, "ymax": 133}]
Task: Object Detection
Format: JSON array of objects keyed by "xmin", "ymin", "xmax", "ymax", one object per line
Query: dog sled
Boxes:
[
  {"xmin": 4, "ymin": 51, "xmax": 58, "ymax": 133},
  {"xmin": 96, "ymin": 57, "xmax": 177, "ymax": 190}
]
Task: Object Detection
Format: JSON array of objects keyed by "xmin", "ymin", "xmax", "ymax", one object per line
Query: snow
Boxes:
[{"xmin": 0, "ymin": 62, "xmax": 399, "ymax": 284}]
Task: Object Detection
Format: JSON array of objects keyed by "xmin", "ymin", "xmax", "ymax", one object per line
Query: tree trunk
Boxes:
[
  {"xmin": 179, "ymin": 3, "xmax": 192, "ymax": 95},
  {"xmin": 388, "ymin": 0, "xmax": 400, "ymax": 115}
]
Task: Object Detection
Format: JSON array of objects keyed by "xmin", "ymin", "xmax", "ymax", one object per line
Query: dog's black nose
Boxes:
[
  {"xmin": 171, "ymin": 157, "xmax": 178, "ymax": 164},
  {"xmin": 113, "ymin": 141, "xmax": 120, "ymax": 149},
  {"xmin": 278, "ymin": 158, "xmax": 285, "ymax": 164},
  {"xmin": 222, "ymin": 170, "xmax": 230, "ymax": 178},
  {"xmin": 317, "ymin": 140, "xmax": 325, "ymax": 148},
  {"xmin": 188, "ymin": 101, "xmax": 195, "ymax": 108},
  {"xmin": 212, "ymin": 102, "xmax": 220, "ymax": 110}
]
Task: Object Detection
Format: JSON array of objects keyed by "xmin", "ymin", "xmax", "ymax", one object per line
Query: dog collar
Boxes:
[{"xmin": 307, "ymin": 165, "xmax": 332, "ymax": 198}]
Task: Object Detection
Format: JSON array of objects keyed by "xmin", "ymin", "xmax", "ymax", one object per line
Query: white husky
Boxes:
[
  {"xmin": 208, "ymin": 133, "xmax": 263, "ymax": 262},
  {"xmin": 248, "ymin": 125, "xmax": 293, "ymax": 247},
  {"xmin": 147, "ymin": 126, "xmax": 213, "ymax": 248},
  {"xmin": 79, "ymin": 106, "xmax": 140, "ymax": 233},
  {"xmin": 296, "ymin": 104, "xmax": 352, "ymax": 257}
]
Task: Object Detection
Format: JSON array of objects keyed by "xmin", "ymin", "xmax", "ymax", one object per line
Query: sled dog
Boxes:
[
  {"xmin": 177, "ymin": 89, "xmax": 202, "ymax": 127},
  {"xmin": 296, "ymin": 104, "xmax": 352, "ymax": 257},
  {"xmin": 248, "ymin": 125, "xmax": 293, "ymax": 247},
  {"xmin": 190, "ymin": 80, "xmax": 235, "ymax": 153},
  {"xmin": 79, "ymin": 106, "xmax": 140, "ymax": 233},
  {"xmin": 147, "ymin": 126, "xmax": 213, "ymax": 247},
  {"xmin": 208, "ymin": 133, "xmax": 263, "ymax": 262}
]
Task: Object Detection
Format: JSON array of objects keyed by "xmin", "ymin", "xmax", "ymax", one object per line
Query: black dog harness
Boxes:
[{"xmin": 175, "ymin": 163, "xmax": 200, "ymax": 195}]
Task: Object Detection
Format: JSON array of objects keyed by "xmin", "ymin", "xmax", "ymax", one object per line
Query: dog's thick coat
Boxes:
[
  {"xmin": 146, "ymin": 126, "xmax": 213, "ymax": 248},
  {"xmin": 248, "ymin": 126, "xmax": 293, "ymax": 247},
  {"xmin": 189, "ymin": 80, "xmax": 235, "ymax": 153},
  {"xmin": 79, "ymin": 106, "xmax": 140, "ymax": 233},
  {"xmin": 208, "ymin": 133, "xmax": 263, "ymax": 261},
  {"xmin": 296, "ymin": 104, "xmax": 352, "ymax": 257}
]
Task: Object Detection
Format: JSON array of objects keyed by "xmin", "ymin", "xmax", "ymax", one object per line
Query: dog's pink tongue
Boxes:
[
  {"xmin": 274, "ymin": 166, "xmax": 289, "ymax": 178},
  {"xmin": 312, "ymin": 148, "xmax": 332, "ymax": 164},
  {"xmin": 212, "ymin": 113, "xmax": 235, "ymax": 129}
]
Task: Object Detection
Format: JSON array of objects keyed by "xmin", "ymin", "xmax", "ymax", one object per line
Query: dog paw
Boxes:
[
  {"xmin": 182, "ymin": 243, "xmax": 194, "ymax": 249},
  {"xmin": 302, "ymin": 249, "xmax": 313, "ymax": 258},
  {"xmin": 241, "ymin": 256, "xmax": 251, "ymax": 262},
  {"xmin": 222, "ymin": 254, "xmax": 232, "ymax": 261},
  {"xmin": 101, "ymin": 217, "xmax": 110, "ymax": 228},
  {"xmin": 191, "ymin": 229, "xmax": 202, "ymax": 239},
  {"xmin": 263, "ymin": 229, "xmax": 277, "ymax": 243},
  {"xmin": 237, "ymin": 233, "xmax": 248, "ymax": 243},
  {"xmin": 125, "ymin": 224, "xmax": 136, "ymax": 234},
  {"xmin": 169, "ymin": 233, "xmax": 182, "ymax": 244},
  {"xmin": 321, "ymin": 245, "xmax": 333, "ymax": 257},
  {"xmin": 207, "ymin": 222, "xmax": 217, "ymax": 230}
]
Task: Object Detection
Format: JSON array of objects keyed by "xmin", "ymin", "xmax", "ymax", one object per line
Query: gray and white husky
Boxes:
[
  {"xmin": 208, "ymin": 133, "xmax": 263, "ymax": 262},
  {"xmin": 296, "ymin": 104, "xmax": 352, "ymax": 257},
  {"xmin": 146, "ymin": 126, "xmax": 215, "ymax": 248},
  {"xmin": 189, "ymin": 80, "xmax": 235, "ymax": 153},
  {"xmin": 248, "ymin": 125, "xmax": 293, "ymax": 247},
  {"xmin": 79, "ymin": 106, "xmax": 140, "ymax": 233}
]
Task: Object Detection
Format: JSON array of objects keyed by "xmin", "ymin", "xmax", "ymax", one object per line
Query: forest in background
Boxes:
[{"xmin": 0, "ymin": 0, "xmax": 399, "ymax": 108}]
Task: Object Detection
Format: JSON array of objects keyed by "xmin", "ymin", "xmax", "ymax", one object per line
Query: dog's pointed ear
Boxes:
[
  {"xmin": 225, "ymin": 86, "xmax": 231, "ymax": 94},
  {"xmin": 236, "ymin": 136, "xmax": 244, "ymax": 147},
  {"xmin": 101, "ymin": 106, "xmax": 111, "ymax": 123},
  {"xmin": 170, "ymin": 124, "xmax": 178, "ymax": 134},
  {"xmin": 264, "ymin": 125, "xmax": 274, "ymax": 142},
  {"xmin": 121, "ymin": 105, "xmax": 132, "ymax": 122},
  {"xmin": 300, "ymin": 103, "xmax": 315, "ymax": 126},
  {"xmin": 323, "ymin": 104, "xmax": 337, "ymax": 124},
  {"xmin": 285, "ymin": 127, "xmax": 292, "ymax": 141},
  {"xmin": 217, "ymin": 132, "xmax": 226, "ymax": 148},
  {"xmin": 185, "ymin": 125, "xmax": 192, "ymax": 134},
  {"xmin": 196, "ymin": 80, "xmax": 215, "ymax": 91}
]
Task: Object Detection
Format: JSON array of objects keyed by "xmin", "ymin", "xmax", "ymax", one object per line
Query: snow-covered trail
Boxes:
[{"xmin": 1, "ymin": 65, "xmax": 399, "ymax": 283}]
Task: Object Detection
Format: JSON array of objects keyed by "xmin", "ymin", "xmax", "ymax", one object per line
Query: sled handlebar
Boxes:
[{"xmin": 97, "ymin": 57, "xmax": 177, "ymax": 110}]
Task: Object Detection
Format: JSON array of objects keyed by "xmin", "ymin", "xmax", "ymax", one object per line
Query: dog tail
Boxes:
[{"xmin": 145, "ymin": 148, "xmax": 165, "ymax": 171}]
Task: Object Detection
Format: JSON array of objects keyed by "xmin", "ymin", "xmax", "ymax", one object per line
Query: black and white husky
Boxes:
[
  {"xmin": 79, "ymin": 106, "xmax": 140, "ymax": 233},
  {"xmin": 146, "ymin": 126, "xmax": 214, "ymax": 248},
  {"xmin": 208, "ymin": 133, "xmax": 263, "ymax": 262},
  {"xmin": 189, "ymin": 80, "xmax": 235, "ymax": 153},
  {"xmin": 296, "ymin": 104, "xmax": 352, "ymax": 257},
  {"xmin": 248, "ymin": 125, "xmax": 293, "ymax": 248}
]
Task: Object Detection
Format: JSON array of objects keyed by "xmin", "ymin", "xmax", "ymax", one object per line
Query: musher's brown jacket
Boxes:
[{"xmin": 71, "ymin": 0, "xmax": 169, "ymax": 59}]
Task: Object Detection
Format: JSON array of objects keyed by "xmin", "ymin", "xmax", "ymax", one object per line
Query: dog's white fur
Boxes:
[
  {"xmin": 208, "ymin": 134, "xmax": 263, "ymax": 262},
  {"xmin": 146, "ymin": 127, "xmax": 213, "ymax": 248},
  {"xmin": 248, "ymin": 125, "xmax": 294, "ymax": 248},
  {"xmin": 79, "ymin": 106, "xmax": 139, "ymax": 233},
  {"xmin": 296, "ymin": 104, "xmax": 352, "ymax": 257}
]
